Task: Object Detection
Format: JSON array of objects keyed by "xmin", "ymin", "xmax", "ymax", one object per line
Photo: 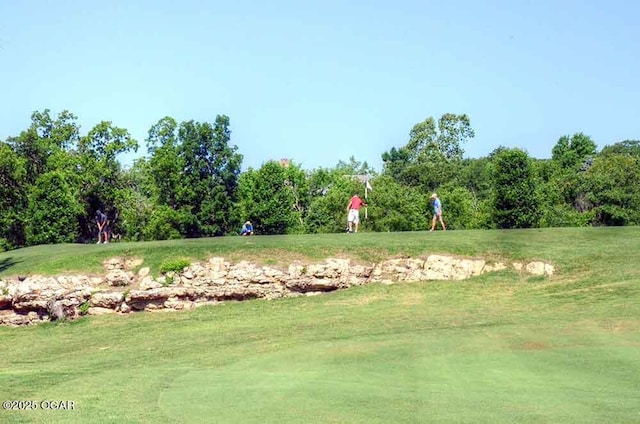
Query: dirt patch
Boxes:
[
  {"xmin": 125, "ymin": 257, "xmax": 144, "ymax": 269},
  {"xmin": 221, "ymin": 249, "xmax": 378, "ymax": 269},
  {"xmin": 226, "ymin": 250, "xmax": 308, "ymax": 266},
  {"xmin": 325, "ymin": 340, "xmax": 392, "ymax": 359},
  {"xmin": 607, "ymin": 320, "xmax": 639, "ymax": 333},
  {"xmin": 401, "ymin": 292, "xmax": 425, "ymax": 306},
  {"xmin": 518, "ymin": 341, "xmax": 551, "ymax": 351},
  {"xmin": 324, "ymin": 293, "xmax": 387, "ymax": 307}
]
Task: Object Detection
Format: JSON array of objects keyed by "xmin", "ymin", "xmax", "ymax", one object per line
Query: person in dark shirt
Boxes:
[{"xmin": 96, "ymin": 210, "xmax": 110, "ymax": 244}]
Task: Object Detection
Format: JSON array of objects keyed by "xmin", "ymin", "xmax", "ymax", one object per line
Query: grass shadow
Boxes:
[{"xmin": 0, "ymin": 257, "xmax": 21, "ymax": 275}]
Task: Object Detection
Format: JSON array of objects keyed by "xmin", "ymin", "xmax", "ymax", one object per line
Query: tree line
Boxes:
[{"xmin": 1, "ymin": 110, "xmax": 639, "ymax": 251}]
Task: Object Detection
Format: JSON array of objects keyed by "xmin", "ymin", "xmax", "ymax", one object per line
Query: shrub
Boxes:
[
  {"xmin": 143, "ymin": 205, "xmax": 193, "ymax": 240},
  {"xmin": 160, "ymin": 258, "xmax": 191, "ymax": 275},
  {"xmin": 79, "ymin": 301, "xmax": 91, "ymax": 316}
]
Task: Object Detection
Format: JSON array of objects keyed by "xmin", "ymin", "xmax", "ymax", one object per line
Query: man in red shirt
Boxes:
[{"xmin": 346, "ymin": 194, "xmax": 367, "ymax": 233}]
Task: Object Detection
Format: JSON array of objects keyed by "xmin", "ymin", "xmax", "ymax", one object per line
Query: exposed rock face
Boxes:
[
  {"xmin": 47, "ymin": 298, "xmax": 80, "ymax": 321},
  {"xmin": 371, "ymin": 255, "xmax": 486, "ymax": 282},
  {"xmin": 105, "ymin": 270, "xmax": 134, "ymax": 286},
  {"xmin": 525, "ymin": 261, "xmax": 555, "ymax": 276},
  {"xmin": 90, "ymin": 292, "xmax": 124, "ymax": 309},
  {"xmin": 0, "ymin": 255, "xmax": 555, "ymax": 326}
]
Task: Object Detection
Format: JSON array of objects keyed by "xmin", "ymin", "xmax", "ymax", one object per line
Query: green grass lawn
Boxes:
[{"xmin": 1, "ymin": 227, "xmax": 639, "ymax": 423}]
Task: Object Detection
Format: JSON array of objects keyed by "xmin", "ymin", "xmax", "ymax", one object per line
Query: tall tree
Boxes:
[
  {"xmin": 0, "ymin": 143, "xmax": 28, "ymax": 249},
  {"xmin": 31, "ymin": 109, "xmax": 81, "ymax": 152},
  {"xmin": 490, "ymin": 148, "xmax": 541, "ymax": 229},
  {"xmin": 365, "ymin": 175, "xmax": 427, "ymax": 232},
  {"xmin": 8, "ymin": 110, "xmax": 80, "ymax": 184},
  {"xmin": 78, "ymin": 121, "xmax": 138, "ymax": 239},
  {"xmin": 25, "ymin": 171, "xmax": 84, "ymax": 245},
  {"xmin": 7, "ymin": 110, "xmax": 93, "ymax": 245},
  {"xmin": 111, "ymin": 159, "xmax": 157, "ymax": 241},
  {"xmin": 436, "ymin": 185, "xmax": 493, "ymax": 230},
  {"xmin": 581, "ymin": 153, "xmax": 640, "ymax": 226},
  {"xmin": 599, "ymin": 140, "xmax": 640, "ymax": 158},
  {"xmin": 541, "ymin": 133, "xmax": 598, "ymax": 226},
  {"xmin": 535, "ymin": 159, "xmax": 593, "ymax": 228},
  {"xmin": 80, "ymin": 120, "xmax": 138, "ymax": 162},
  {"xmin": 335, "ymin": 156, "xmax": 375, "ymax": 176},
  {"xmin": 283, "ymin": 161, "xmax": 310, "ymax": 232},
  {"xmin": 405, "ymin": 113, "xmax": 474, "ymax": 162},
  {"xmin": 382, "ymin": 113, "xmax": 474, "ymax": 190},
  {"xmin": 177, "ymin": 115, "xmax": 243, "ymax": 236},
  {"xmin": 305, "ymin": 173, "xmax": 364, "ymax": 234},
  {"xmin": 551, "ymin": 133, "xmax": 597, "ymax": 169},
  {"xmin": 146, "ymin": 117, "xmax": 183, "ymax": 209},
  {"xmin": 380, "ymin": 146, "xmax": 411, "ymax": 183},
  {"xmin": 238, "ymin": 161, "xmax": 307, "ymax": 235}
]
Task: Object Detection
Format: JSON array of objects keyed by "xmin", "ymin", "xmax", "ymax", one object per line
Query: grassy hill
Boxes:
[{"xmin": 1, "ymin": 227, "xmax": 639, "ymax": 423}]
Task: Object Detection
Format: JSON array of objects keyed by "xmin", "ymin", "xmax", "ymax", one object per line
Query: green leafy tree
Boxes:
[
  {"xmin": 80, "ymin": 121, "xmax": 138, "ymax": 161},
  {"xmin": 8, "ymin": 110, "xmax": 80, "ymax": 184},
  {"xmin": 335, "ymin": 156, "xmax": 375, "ymax": 175},
  {"xmin": 457, "ymin": 157, "xmax": 493, "ymax": 200},
  {"xmin": 305, "ymin": 168, "xmax": 339, "ymax": 233},
  {"xmin": 366, "ymin": 175, "xmax": 427, "ymax": 232},
  {"xmin": 177, "ymin": 116, "xmax": 243, "ymax": 236},
  {"xmin": 599, "ymin": 140, "xmax": 640, "ymax": 157},
  {"xmin": 551, "ymin": 133, "xmax": 597, "ymax": 170},
  {"xmin": 581, "ymin": 153, "xmax": 640, "ymax": 226},
  {"xmin": 78, "ymin": 121, "xmax": 138, "ymax": 240},
  {"xmin": 490, "ymin": 148, "xmax": 541, "ymax": 229},
  {"xmin": 304, "ymin": 160, "xmax": 372, "ymax": 233},
  {"xmin": 25, "ymin": 171, "xmax": 84, "ymax": 245},
  {"xmin": 110, "ymin": 159, "xmax": 158, "ymax": 241},
  {"xmin": 539, "ymin": 133, "xmax": 598, "ymax": 227},
  {"xmin": 380, "ymin": 146, "xmax": 411, "ymax": 183},
  {"xmin": 146, "ymin": 117, "xmax": 184, "ymax": 209},
  {"xmin": 143, "ymin": 205, "xmax": 194, "ymax": 240},
  {"xmin": 30, "ymin": 109, "xmax": 81, "ymax": 151},
  {"xmin": 238, "ymin": 161, "xmax": 300, "ymax": 235},
  {"xmin": 0, "ymin": 143, "xmax": 28, "ymax": 249},
  {"xmin": 436, "ymin": 185, "xmax": 492, "ymax": 230},
  {"xmin": 535, "ymin": 158, "xmax": 593, "ymax": 227},
  {"xmin": 6, "ymin": 110, "xmax": 90, "ymax": 245},
  {"xmin": 382, "ymin": 113, "xmax": 474, "ymax": 190},
  {"xmin": 283, "ymin": 161, "xmax": 310, "ymax": 233},
  {"xmin": 405, "ymin": 113, "xmax": 474, "ymax": 162}
]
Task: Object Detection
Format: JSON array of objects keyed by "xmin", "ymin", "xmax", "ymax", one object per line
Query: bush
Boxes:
[
  {"xmin": 143, "ymin": 205, "xmax": 195, "ymax": 241},
  {"xmin": 0, "ymin": 238, "xmax": 10, "ymax": 253},
  {"xmin": 159, "ymin": 258, "xmax": 191, "ymax": 275},
  {"xmin": 490, "ymin": 148, "xmax": 541, "ymax": 229},
  {"xmin": 79, "ymin": 301, "xmax": 91, "ymax": 316},
  {"xmin": 25, "ymin": 171, "xmax": 83, "ymax": 245},
  {"xmin": 539, "ymin": 204, "xmax": 594, "ymax": 227}
]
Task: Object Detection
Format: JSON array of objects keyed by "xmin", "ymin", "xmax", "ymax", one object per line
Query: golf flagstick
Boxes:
[
  {"xmin": 365, "ymin": 187, "xmax": 368, "ymax": 220},
  {"xmin": 364, "ymin": 176, "xmax": 372, "ymax": 220}
]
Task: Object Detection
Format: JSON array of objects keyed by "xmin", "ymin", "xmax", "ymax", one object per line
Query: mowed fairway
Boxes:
[{"xmin": 1, "ymin": 227, "xmax": 639, "ymax": 423}]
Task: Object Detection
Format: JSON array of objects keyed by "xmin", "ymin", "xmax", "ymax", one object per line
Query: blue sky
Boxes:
[{"xmin": 1, "ymin": 0, "xmax": 638, "ymax": 171}]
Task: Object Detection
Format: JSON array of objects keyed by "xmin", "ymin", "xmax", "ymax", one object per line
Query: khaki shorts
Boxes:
[{"xmin": 348, "ymin": 209, "xmax": 360, "ymax": 224}]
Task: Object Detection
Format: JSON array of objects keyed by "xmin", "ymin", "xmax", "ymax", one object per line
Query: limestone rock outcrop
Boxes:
[{"xmin": 0, "ymin": 255, "xmax": 555, "ymax": 326}]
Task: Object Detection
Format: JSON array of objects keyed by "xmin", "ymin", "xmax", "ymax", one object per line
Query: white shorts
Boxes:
[{"xmin": 348, "ymin": 209, "xmax": 360, "ymax": 224}]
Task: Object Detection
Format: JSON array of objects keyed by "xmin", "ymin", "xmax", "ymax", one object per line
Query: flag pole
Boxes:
[{"xmin": 364, "ymin": 177, "xmax": 368, "ymax": 220}]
